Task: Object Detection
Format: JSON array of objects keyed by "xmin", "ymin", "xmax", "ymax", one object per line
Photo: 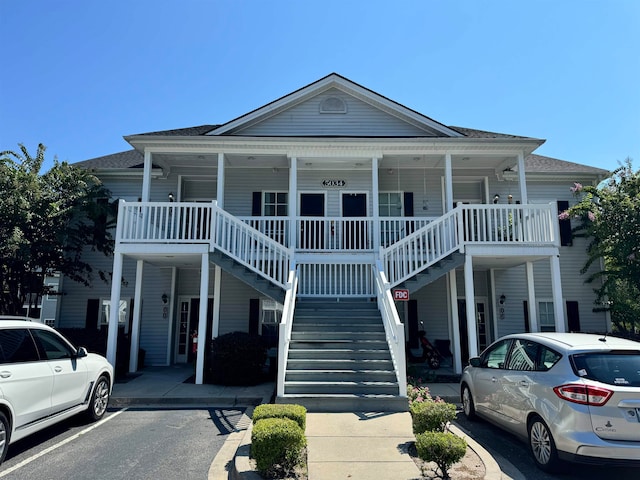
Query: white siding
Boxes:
[{"xmin": 235, "ymin": 88, "xmax": 437, "ymax": 137}]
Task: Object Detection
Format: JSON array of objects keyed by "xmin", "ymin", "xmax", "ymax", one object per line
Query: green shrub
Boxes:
[
  {"xmin": 251, "ymin": 418, "xmax": 307, "ymax": 476},
  {"xmin": 416, "ymin": 431, "xmax": 466, "ymax": 480},
  {"xmin": 206, "ymin": 332, "xmax": 266, "ymax": 385},
  {"xmin": 253, "ymin": 404, "xmax": 307, "ymax": 431},
  {"xmin": 410, "ymin": 400, "xmax": 456, "ymax": 434}
]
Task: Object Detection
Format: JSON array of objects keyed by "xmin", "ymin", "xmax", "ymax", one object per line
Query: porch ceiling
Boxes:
[
  {"xmin": 124, "ymin": 252, "xmax": 204, "ymax": 268},
  {"xmin": 470, "ymin": 254, "xmax": 551, "ymax": 270}
]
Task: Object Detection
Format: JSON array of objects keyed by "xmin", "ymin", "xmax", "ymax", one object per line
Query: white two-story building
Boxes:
[{"xmin": 58, "ymin": 73, "xmax": 609, "ymax": 410}]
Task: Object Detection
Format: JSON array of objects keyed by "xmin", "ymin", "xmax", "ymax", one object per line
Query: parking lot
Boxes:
[{"xmin": 0, "ymin": 407, "xmax": 245, "ymax": 480}]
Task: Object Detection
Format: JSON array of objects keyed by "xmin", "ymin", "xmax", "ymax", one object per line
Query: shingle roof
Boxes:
[
  {"xmin": 75, "ymin": 149, "xmax": 145, "ymax": 169},
  {"xmin": 132, "ymin": 124, "xmax": 219, "ymax": 136},
  {"xmin": 448, "ymin": 126, "xmax": 538, "ymax": 140},
  {"xmin": 524, "ymin": 154, "xmax": 609, "ymax": 175}
]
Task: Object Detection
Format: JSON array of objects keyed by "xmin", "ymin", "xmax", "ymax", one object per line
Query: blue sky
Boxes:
[{"xmin": 1, "ymin": 0, "xmax": 638, "ymax": 173}]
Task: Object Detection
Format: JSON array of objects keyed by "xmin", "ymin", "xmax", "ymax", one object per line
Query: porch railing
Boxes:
[
  {"xmin": 374, "ymin": 261, "xmax": 407, "ymax": 397},
  {"xmin": 277, "ymin": 265, "xmax": 298, "ymax": 397},
  {"xmin": 297, "ymin": 261, "xmax": 374, "ymax": 297}
]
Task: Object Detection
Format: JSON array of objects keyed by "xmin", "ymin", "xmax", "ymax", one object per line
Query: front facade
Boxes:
[{"xmin": 57, "ymin": 74, "xmax": 609, "ymax": 402}]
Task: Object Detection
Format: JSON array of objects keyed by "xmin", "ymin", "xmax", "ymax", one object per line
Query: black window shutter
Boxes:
[
  {"xmin": 249, "ymin": 298, "xmax": 260, "ymax": 336},
  {"xmin": 523, "ymin": 300, "xmax": 530, "ymax": 333},
  {"xmin": 557, "ymin": 200, "xmax": 572, "ymax": 246},
  {"xmin": 403, "ymin": 192, "xmax": 414, "ymax": 217},
  {"xmin": 86, "ymin": 299, "xmax": 100, "ymax": 329},
  {"xmin": 566, "ymin": 301, "xmax": 580, "ymax": 332},
  {"xmin": 252, "ymin": 192, "xmax": 262, "ymax": 216},
  {"xmin": 408, "ymin": 299, "xmax": 419, "ymax": 348}
]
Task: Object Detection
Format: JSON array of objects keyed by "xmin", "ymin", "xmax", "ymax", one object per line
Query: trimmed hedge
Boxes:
[
  {"xmin": 253, "ymin": 404, "xmax": 307, "ymax": 431},
  {"xmin": 251, "ymin": 417, "xmax": 307, "ymax": 476},
  {"xmin": 415, "ymin": 431, "xmax": 466, "ymax": 478},
  {"xmin": 206, "ymin": 332, "xmax": 266, "ymax": 385},
  {"xmin": 410, "ymin": 400, "xmax": 457, "ymax": 434}
]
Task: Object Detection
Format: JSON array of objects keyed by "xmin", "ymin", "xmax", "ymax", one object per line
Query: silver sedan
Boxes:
[{"xmin": 460, "ymin": 332, "xmax": 640, "ymax": 472}]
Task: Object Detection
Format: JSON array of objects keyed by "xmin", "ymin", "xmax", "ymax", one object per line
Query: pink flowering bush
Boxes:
[{"xmin": 407, "ymin": 377, "xmax": 444, "ymax": 405}]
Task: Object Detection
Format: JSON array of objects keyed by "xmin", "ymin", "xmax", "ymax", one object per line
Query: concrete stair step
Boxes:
[
  {"xmin": 284, "ymin": 381, "xmax": 399, "ymax": 395},
  {"xmin": 286, "ymin": 359, "xmax": 393, "ymax": 369},
  {"xmin": 285, "ymin": 370, "xmax": 397, "ymax": 382},
  {"xmin": 287, "ymin": 348, "xmax": 392, "ymax": 360},
  {"xmin": 276, "ymin": 394, "xmax": 408, "ymax": 412},
  {"xmin": 291, "ymin": 331, "xmax": 386, "ymax": 341}
]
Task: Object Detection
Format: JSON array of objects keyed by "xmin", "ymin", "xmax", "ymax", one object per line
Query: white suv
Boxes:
[{"xmin": 0, "ymin": 317, "xmax": 114, "ymax": 464}]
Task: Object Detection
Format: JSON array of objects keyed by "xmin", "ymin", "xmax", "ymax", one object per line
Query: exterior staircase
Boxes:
[
  {"xmin": 277, "ymin": 298, "xmax": 408, "ymax": 412},
  {"xmin": 401, "ymin": 252, "xmax": 465, "ymax": 293}
]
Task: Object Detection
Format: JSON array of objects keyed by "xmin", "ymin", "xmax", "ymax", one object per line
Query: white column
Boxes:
[
  {"xmin": 216, "ymin": 153, "xmax": 225, "ymax": 209},
  {"xmin": 448, "ymin": 271, "xmax": 462, "ymax": 374},
  {"xmin": 129, "ymin": 260, "xmax": 143, "ymax": 373},
  {"xmin": 517, "ymin": 151, "xmax": 528, "ymax": 205},
  {"xmin": 444, "ymin": 153, "xmax": 453, "ymax": 212},
  {"xmin": 195, "ymin": 254, "xmax": 210, "ymax": 384},
  {"xmin": 372, "ymin": 157, "xmax": 380, "ymax": 254},
  {"xmin": 464, "ymin": 254, "xmax": 479, "ymax": 358},
  {"xmin": 526, "ymin": 261, "xmax": 539, "ymax": 332},
  {"xmin": 288, "ymin": 157, "xmax": 298, "ymax": 249},
  {"xmin": 106, "ymin": 253, "xmax": 124, "ymax": 366},
  {"xmin": 550, "ymin": 254, "xmax": 565, "ymax": 332},
  {"xmin": 141, "ymin": 150, "xmax": 152, "ymax": 202},
  {"xmin": 212, "ymin": 266, "xmax": 222, "ymax": 338}
]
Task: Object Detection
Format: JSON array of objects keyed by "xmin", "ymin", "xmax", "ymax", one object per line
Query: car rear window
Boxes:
[{"xmin": 571, "ymin": 351, "xmax": 640, "ymax": 387}]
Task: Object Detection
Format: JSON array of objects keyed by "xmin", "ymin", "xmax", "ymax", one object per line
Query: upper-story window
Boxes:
[
  {"xmin": 263, "ymin": 192, "xmax": 288, "ymax": 216},
  {"xmin": 379, "ymin": 192, "xmax": 403, "ymax": 216}
]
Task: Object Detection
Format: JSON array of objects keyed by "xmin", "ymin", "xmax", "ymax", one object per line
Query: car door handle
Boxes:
[
  {"xmin": 491, "ymin": 377, "xmax": 498, "ymax": 382},
  {"xmin": 0, "ymin": 371, "xmax": 11, "ymax": 378},
  {"xmin": 519, "ymin": 380, "xmax": 529, "ymax": 387},
  {"xmin": 54, "ymin": 366, "xmax": 63, "ymax": 373}
]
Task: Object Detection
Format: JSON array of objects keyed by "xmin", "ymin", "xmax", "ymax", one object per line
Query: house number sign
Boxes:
[{"xmin": 322, "ymin": 179, "xmax": 346, "ymax": 188}]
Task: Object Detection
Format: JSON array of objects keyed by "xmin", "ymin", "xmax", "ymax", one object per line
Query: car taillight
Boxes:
[{"xmin": 553, "ymin": 384, "xmax": 613, "ymax": 406}]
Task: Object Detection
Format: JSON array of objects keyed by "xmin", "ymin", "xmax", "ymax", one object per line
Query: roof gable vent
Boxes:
[{"xmin": 320, "ymin": 96, "xmax": 347, "ymax": 114}]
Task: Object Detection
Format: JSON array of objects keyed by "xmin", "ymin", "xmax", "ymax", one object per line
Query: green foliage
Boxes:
[
  {"xmin": 410, "ymin": 400, "xmax": 457, "ymax": 434},
  {"xmin": 0, "ymin": 143, "xmax": 115, "ymax": 315},
  {"xmin": 253, "ymin": 404, "xmax": 307, "ymax": 431},
  {"xmin": 206, "ymin": 332, "xmax": 266, "ymax": 385},
  {"xmin": 561, "ymin": 159, "xmax": 640, "ymax": 335},
  {"xmin": 251, "ymin": 417, "xmax": 306, "ymax": 476},
  {"xmin": 415, "ymin": 431, "xmax": 466, "ymax": 480}
]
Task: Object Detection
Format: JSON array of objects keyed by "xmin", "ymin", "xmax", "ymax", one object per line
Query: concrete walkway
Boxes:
[{"xmin": 109, "ymin": 366, "xmax": 507, "ymax": 480}]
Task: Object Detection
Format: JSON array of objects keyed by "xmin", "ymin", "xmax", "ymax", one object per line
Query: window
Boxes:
[
  {"xmin": 538, "ymin": 301, "xmax": 555, "ymax": 332},
  {"xmin": 481, "ymin": 339, "xmax": 511, "ymax": 369},
  {"xmin": 506, "ymin": 339, "xmax": 538, "ymax": 371},
  {"xmin": 0, "ymin": 329, "xmax": 40, "ymax": 363},
  {"xmin": 263, "ymin": 192, "xmax": 288, "ymax": 216},
  {"xmin": 261, "ymin": 299, "xmax": 283, "ymax": 325},
  {"xmin": 379, "ymin": 192, "xmax": 403, "ymax": 216},
  {"xmin": 100, "ymin": 299, "xmax": 128, "ymax": 328}
]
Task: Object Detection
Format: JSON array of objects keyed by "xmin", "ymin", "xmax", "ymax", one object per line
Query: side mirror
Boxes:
[
  {"xmin": 469, "ymin": 356, "xmax": 482, "ymax": 368},
  {"xmin": 75, "ymin": 346, "xmax": 88, "ymax": 358}
]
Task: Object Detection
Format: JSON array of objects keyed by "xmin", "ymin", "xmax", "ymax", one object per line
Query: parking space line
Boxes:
[{"xmin": 0, "ymin": 408, "xmax": 128, "ymax": 477}]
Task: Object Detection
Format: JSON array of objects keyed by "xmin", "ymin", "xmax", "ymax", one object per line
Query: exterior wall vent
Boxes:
[{"xmin": 320, "ymin": 96, "xmax": 347, "ymax": 114}]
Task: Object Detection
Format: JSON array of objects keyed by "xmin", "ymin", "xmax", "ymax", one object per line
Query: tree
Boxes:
[
  {"xmin": 0, "ymin": 144, "xmax": 116, "ymax": 315},
  {"xmin": 560, "ymin": 158, "xmax": 640, "ymax": 335}
]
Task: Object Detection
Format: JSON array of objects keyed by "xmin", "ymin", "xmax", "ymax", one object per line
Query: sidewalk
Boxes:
[{"xmin": 109, "ymin": 368, "xmax": 506, "ymax": 480}]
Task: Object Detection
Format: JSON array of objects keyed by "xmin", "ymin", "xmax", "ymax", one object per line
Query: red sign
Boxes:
[{"xmin": 393, "ymin": 289, "xmax": 409, "ymax": 301}]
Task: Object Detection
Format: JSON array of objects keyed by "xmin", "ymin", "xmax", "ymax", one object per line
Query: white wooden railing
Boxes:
[
  {"xmin": 374, "ymin": 261, "xmax": 407, "ymax": 397},
  {"xmin": 297, "ymin": 261, "xmax": 374, "ymax": 297},
  {"xmin": 277, "ymin": 265, "xmax": 298, "ymax": 397}
]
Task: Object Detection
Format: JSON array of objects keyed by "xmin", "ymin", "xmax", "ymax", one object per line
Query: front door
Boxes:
[
  {"xmin": 175, "ymin": 297, "xmax": 213, "ymax": 363},
  {"xmin": 342, "ymin": 193, "xmax": 367, "ymax": 249},
  {"xmin": 299, "ymin": 193, "xmax": 325, "ymax": 249},
  {"xmin": 457, "ymin": 299, "xmax": 489, "ymax": 365}
]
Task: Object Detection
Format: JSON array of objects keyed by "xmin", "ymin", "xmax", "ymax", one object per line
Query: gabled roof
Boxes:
[
  {"xmin": 521, "ymin": 154, "xmax": 608, "ymax": 175},
  {"xmin": 205, "ymin": 73, "xmax": 465, "ymax": 138},
  {"xmin": 131, "ymin": 124, "xmax": 219, "ymax": 137}
]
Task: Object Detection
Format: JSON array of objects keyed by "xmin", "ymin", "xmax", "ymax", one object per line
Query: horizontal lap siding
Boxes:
[
  {"xmin": 235, "ymin": 88, "xmax": 434, "ymax": 137},
  {"xmin": 224, "ymin": 168, "xmax": 288, "ymax": 216}
]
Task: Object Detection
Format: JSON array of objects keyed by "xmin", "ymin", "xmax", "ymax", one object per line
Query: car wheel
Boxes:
[
  {"xmin": 461, "ymin": 384, "xmax": 477, "ymax": 420},
  {"xmin": 87, "ymin": 375, "xmax": 110, "ymax": 421},
  {"xmin": 0, "ymin": 412, "xmax": 10, "ymax": 465},
  {"xmin": 528, "ymin": 415, "xmax": 561, "ymax": 472}
]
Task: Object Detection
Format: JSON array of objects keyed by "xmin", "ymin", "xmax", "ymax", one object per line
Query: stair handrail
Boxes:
[
  {"xmin": 374, "ymin": 261, "xmax": 407, "ymax": 397},
  {"xmin": 277, "ymin": 263, "xmax": 299, "ymax": 397},
  {"xmin": 211, "ymin": 202, "xmax": 293, "ymax": 289},
  {"xmin": 380, "ymin": 206, "xmax": 462, "ymax": 288}
]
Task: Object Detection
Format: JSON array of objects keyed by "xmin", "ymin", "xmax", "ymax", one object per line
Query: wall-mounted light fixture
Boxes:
[
  {"xmin": 168, "ymin": 193, "xmax": 175, "ymax": 203},
  {"xmin": 387, "ymin": 169, "xmax": 394, "ymax": 175},
  {"xmin": 508, "ymin": 195, "xmax": 513, "ymax": 204},
  {"xmin": 499, "ymin": 294, "xmax": 506, "ymax": 305},
  {"xmin": 493, "ymin": 194, "xmax": 500, "ymax": 204},
  {"xmin": 162, "ymin": 293, "xmax": 169, "ymax": 305}
]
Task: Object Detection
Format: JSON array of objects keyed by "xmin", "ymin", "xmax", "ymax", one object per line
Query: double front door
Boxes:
[{"xmin": 299, "ymin": 193, "xmax": 367, "ymax": 250}]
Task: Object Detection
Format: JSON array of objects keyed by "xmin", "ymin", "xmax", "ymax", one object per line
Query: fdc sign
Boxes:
[{"xmin": 393, "ymin": 289, "xmax": 409, "ymax": 301}]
